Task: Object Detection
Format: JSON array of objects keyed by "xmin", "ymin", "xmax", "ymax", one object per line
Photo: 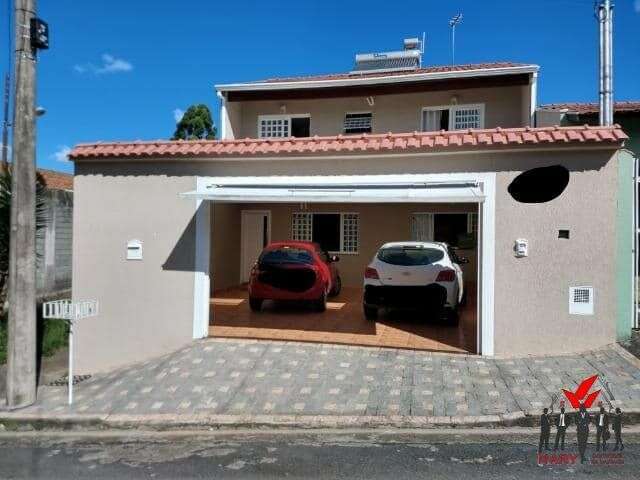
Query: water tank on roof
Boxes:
[{"xmin": 351, "ymin": 38, "xmax": 423, "ymax": 74}]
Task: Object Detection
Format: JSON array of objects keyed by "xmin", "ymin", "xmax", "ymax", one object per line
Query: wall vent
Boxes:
[{"xmin": 569, "ymin": 286, "xmax": 594, "ymax": 315}]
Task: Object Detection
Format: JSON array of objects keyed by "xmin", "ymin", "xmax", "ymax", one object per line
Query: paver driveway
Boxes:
[
  {"xmin": 210, "ymin": 286, "xmax": 477, "ymax": 353},
  {"xmin": 17, "ymin": 338, "xmax": 640, "ymax": 419}
]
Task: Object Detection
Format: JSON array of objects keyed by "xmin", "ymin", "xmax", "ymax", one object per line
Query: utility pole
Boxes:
[
  {"xmin": 6, "ymin": 0, "xmax": 38, "ymax": 409},
  {"xmin": 597, "ymin": 0, "xmax": 614, "ymax": 126},
  {"xmin": 449, "ymin": 13, "xmax": 463, "ymax": 65},
  {"xmin": 1, "ymin": 73, "xmax": 9, "ymax": 168}
]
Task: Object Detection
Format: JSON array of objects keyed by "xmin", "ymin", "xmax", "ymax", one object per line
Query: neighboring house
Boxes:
[
  {"xmin": 537, "ymin": 102, "xmax": 639, "ymax": 330},
  {"xmin": 537, "ymin": 101, "xmax": 640, "ymax": 155},
  {"xmin": 36, "ymin": 169, "xmax": 73, "ymax": 299},
  {"xmin": 69, "ymin": 40, "xmax": 633, "ymax": 373}
]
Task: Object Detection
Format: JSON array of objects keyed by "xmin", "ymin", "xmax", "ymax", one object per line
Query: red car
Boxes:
[{"xmin": 248, "ymin": 241, "xmax": 341, "ymax": 312}]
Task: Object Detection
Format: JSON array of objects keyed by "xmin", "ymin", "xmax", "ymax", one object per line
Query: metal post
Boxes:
[
  {"xmin": 598, "ymin": 2, "xmax": 605, "ymax": 126},
  {"xmin": 606, "ymin": 0, "xmax": 614, "ymax": 126},
  {"xmin": 451, "ymin": 25, "xmax": 456, "ymax": 65},
  {"xmin": 6, "ymin": 0, "xmax": 38, "ymax": 409},
  {"xmin": 68, "ymin": 320, "xmax": 73, "ymax": 405},
  {"xmin": 603, "ymin": 0, "xmax": 612, "ymax": 126},
  {"xmin": 449, "ymin": 14, "xmax": 462, "ymax": 66}
]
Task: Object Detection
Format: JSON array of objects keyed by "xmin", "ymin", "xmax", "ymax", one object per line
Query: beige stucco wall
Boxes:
[
  {"xmin": 211, "ymin": 203, "xmax": 477, "ymax": 289},
  {"xmin": 230, "ymin": 85, "xmax": 527, "ymax": 139},
  {"xmin": 72, "ymin": 167, "xmax": 198, "ymax": 373},
  {"xmin": 492, "ymin": 154, "xmax": 618, "ymax": 355},
  {"xmin": 73, "ymin": 146, "xmax": 619, "ymax": 371}
]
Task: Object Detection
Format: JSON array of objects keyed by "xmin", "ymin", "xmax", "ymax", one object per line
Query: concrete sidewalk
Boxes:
[{"xmin": 3, "ymin": 338, "xmax": 640, "ymax": 430}]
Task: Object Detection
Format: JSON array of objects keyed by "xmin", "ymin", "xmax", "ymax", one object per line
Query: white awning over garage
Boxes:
[{"xmin": 180, "ymin": 175, "xmax": 485, "ymax": 203}]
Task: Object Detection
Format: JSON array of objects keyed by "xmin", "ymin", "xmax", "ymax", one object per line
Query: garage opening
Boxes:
[
  {"xmin": 206, "ymin": 201, "xmax": 479, "ymax": 354},
  {"xmin": 185, "ymin": 175, "xmax": 493, "ymax": 355}
]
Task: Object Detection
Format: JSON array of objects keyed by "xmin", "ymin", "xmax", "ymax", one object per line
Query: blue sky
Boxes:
[{"xmin": 0, "ymin": 0, "xmax": 639, "ymax": 173}]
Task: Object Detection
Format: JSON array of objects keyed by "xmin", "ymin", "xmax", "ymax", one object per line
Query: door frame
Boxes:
[{"xmin": 239, "ymin": 209, "xmax": 272, "ymax": 283}]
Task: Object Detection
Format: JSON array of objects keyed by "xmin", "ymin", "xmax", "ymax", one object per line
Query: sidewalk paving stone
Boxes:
[{"xmin": 7, "ymin": 339, "xmax": 640, "ymax": 421}]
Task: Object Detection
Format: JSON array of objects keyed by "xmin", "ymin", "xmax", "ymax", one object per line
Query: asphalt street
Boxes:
[{"xmin": 0, "ymin": 430, "xmax": 638, "ymax": 479}]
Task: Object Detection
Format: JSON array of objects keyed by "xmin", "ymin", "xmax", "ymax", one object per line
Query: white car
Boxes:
[{"xmin": 363, "ymin": 241, "xmax": 466, "ymax": 324}]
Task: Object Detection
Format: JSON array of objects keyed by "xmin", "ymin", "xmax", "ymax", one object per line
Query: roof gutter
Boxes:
[{"xmin": 215, "ymin": 65, "xmax": 539, "ymax": 93}]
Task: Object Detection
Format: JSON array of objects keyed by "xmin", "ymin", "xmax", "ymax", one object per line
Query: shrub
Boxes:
[{"xmin": 0, "ymin": 313, "xmax": 68, "ymax": 365}]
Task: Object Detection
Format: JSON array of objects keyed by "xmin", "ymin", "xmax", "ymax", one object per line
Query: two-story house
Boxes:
[{"xmin": 69, "ymin": 40, "xmax": 633, "ymax": 373}]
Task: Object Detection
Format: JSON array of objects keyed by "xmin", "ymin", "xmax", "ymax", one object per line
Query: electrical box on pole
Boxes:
[{"xmin": 29, "ymin": 18, "xmax": 49, "ymax": 50}]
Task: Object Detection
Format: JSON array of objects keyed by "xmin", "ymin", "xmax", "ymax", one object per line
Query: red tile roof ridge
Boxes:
[
  {"xmin": 73, "ymin": 124, "xmax": 625, "ymax": 148},
  {"xmin": 70, "ymin": 126, "xmax": 627, "ymax": 160}
]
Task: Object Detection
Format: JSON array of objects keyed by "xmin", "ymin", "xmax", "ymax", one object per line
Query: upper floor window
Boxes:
[
  {"xmin": 258, "ymin": 114, "xmax": 310, "ymax": 138},
  {"xmin": 344, "ymin": 112, "xmax": 372, "ymax": 134},
  {"xmin": 421, "ymin": 104, "xmax": 485, "ymax": 132}
]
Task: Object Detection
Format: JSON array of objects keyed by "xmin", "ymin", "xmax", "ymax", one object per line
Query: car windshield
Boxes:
[
  {"xmin": 377, "ymin": 246, "xmax": 445, "ymax": 266},
  {"xmin": 259, "ymin": 247, "xmax": 314, "ymax": 265}
]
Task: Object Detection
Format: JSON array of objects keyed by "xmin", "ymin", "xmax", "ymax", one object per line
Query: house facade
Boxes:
[{"xmin": 69, "ymin": 42, "xmax": 633, "ymax": 373}]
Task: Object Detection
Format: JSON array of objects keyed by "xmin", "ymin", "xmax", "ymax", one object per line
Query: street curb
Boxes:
[
  {"xmin": 0, "ymin": 412, "xmax": 529, "ymax": 431},
  {"xmin": 0, "ymin": 410, "xmax": 576, "ymax": 432},
  {"xmin": 5, "ymin": 408, "xmax": 640, "ymax": 432}
]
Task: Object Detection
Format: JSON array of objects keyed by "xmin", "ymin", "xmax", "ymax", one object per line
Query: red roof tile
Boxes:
[
  {"xmin": 252, "ymin": 62, "xmax": 533, "ymax": 84},
  {"xmin": 539, "ymin": 101, "xmax": 640, "ymax": 115},
  {"xmin": 69, "ymin": 126, "xmax": 627, "ymax": 161},
  {"xmin": 37, "ymin": 168, "xmax": 73, "ymax": 190}
]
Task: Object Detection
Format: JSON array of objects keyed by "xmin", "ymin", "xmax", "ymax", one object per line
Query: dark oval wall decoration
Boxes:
[{"xmin": 507, "ymin": 165, "xmax": 570, "ymax": 203}]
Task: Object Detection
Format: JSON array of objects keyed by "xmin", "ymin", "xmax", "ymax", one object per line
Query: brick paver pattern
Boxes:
[{"xmin": 21, "ymin": 339, "xmax": 640, "ymax": 418}]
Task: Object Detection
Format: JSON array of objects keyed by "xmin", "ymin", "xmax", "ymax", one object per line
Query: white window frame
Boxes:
[
  {"xmin": 291, "ymin": 211, "xmax": 359, "ymax": 254},
  {"xmin": 343, "ymin": 111, "xmax": 373, "ymax": 135},
  {"xmin": 420, "ymin": 103, "xmax": 485, "ymax": 132},
  {"xmin": 257, "ymin": 113, "xmax": 311, "ymax": 138},
  {"xmin": 411, "ymin": 211, "xmax": 478, "ymax": 244}
]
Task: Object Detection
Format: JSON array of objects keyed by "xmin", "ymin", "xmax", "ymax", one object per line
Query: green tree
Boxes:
[
  {"xmin": 172, "ymin": 104, "xmax": 217, "ymax": 140},
  {"xmin": 0, "ymin": 167, "xmax": 49, "ymax": 310}
]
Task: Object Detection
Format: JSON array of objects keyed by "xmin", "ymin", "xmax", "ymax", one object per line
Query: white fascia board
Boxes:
[
  {"xmin": 180, "ymin": 175, "xmax": 485, "ymax": 204},
  {"xmin": 215, "ymin": 65, "xmax": 540, "ymax": 93}
]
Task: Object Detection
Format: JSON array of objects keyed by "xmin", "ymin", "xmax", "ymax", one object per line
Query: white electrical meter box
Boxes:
[
  {"xmin": 514, "ymin": 238, "xmax": 528, "ymax": 257},
  {"xmin": 126, "ymin": 239, "xmax": 143, "ymax": 260}
]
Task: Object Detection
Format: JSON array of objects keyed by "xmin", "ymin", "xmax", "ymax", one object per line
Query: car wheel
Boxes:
[
  {"xmin": 364, "ymin": 304, "xmax": 378, "ymax": 321},
  {"xmin": 329, "ymin": 276, "xmax": 342, "ymax": 297},
  {"xmin": 445, "ymin": 308, "xmax": 459, "ymax": 326},
  {"xmin": 314, "ymin": 292, "xmax": 327, "ymax": 312},
  {"xmin": 249, "ymin": 297, "xmax": 263, "ymax": 312}
]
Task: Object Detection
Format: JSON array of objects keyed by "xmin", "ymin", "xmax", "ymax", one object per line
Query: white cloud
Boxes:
[
  {"xmin": 73, "ymin": 53, "xmax": 133, "ymax": 75},
  {"xmin": 50, "ymin": 145, "xmax": 71, "ymax": 162},
  {"xmin": 173, "ymin": 108, "xmax": 185, "ymax": 123},
  {"xmin": 635, "ymin": 0, "xmax": 640, "ymax": 13},
  {"xmin": 98, "ymin": 54, "xmax": 133, "ymax": 74}
]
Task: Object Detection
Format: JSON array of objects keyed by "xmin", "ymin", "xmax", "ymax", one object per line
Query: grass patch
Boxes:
[{"xmin": 0, "ymin": 312, "xmax": 68, "ymax": 365}]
